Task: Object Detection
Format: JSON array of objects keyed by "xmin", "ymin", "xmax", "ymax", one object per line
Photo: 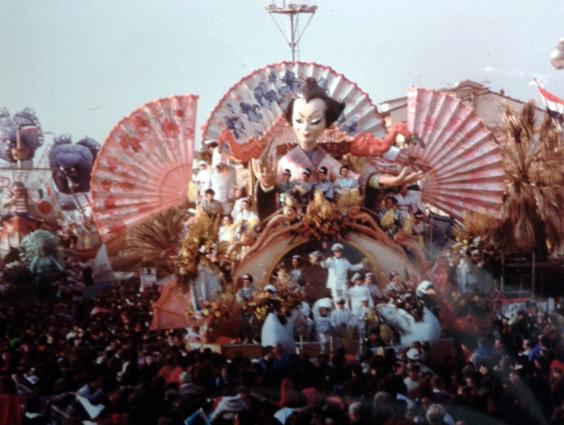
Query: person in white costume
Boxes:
[
  {"xmin": 376, "ymin": 303, "xmax": 441, "ymax": 346},
  {"xmin": 219, "ymin": 215, "xmax": 237, "ymax": 243},
  {"xmin": 333, "ymin": 165, "xmax": 359, "ymax": 197},
  {"xmin": 315, "ymin": 243, "xmax": 364, "ymax": 301},
  {"xmin": 193, "ymin": 264, "xmax": 222, "ymax": 309},
  {"xmin": 230, "ymin": 187, "xmax": 248, "ymax": 219},
  {"xmin": 261, "ymin": 308, "xmax": 299, "ymax": 353},
  {"xmin": 394, "ymin": 184, "xmax": 426, "ymax": 220},
  {"xmin": 205, "ymin": 139, "xmax": 230, "ymax": 168},
  {"xmin": 314, "ymin": 166, "xmax": 334, "ymax": 201},
  {"xmin": 355, "ymin": 296, "xmax": 376, "ymax": 340},
  {"xmin": 330, "ymin": 296, "xmax": 354, "ymax": 349},
  {"xmin": 347, "ymin": 272, "xmax": 373, "ymax": 316},
  {"xmin": 193, "ymin": 161, "xmax": 211, "ymax": 198},
  {"xmin": 363, "ymin": 272, "xmax": 383, "ymax": 300},
  {"xmin": 210, "ymin": 162, "xmax": 234, "ymax": 211},
  {"xmin": 233, "ymin": 197, "xmax": 258, "ymax": 229},
  {"xmin": 313, "ymin": 298, "xmax": 333, "ymax": 354}
]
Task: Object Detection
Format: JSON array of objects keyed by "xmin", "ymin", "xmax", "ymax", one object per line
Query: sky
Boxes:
[{"xmin": 1, "ymin": 0, "xmax": 563, "ymax": 146}]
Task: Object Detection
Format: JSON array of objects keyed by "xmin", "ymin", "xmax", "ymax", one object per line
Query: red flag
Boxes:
[{"xmin": 534, "ymin": 80, "xmax": 564, "ymax": 130}]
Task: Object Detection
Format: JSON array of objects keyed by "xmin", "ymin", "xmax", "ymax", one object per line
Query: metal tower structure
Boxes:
[{"xmin": 265, "ymin": 1, "xmax": 317, "ymax": 61}]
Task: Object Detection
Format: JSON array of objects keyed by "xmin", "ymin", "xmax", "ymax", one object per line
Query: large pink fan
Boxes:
[
  {"xmin": 406, "ymin": 88, "xmax": 505, "ymax": 221},
  {"xmin": 91, "ymin": 95, "xmax": 197, "ymax": 242}
]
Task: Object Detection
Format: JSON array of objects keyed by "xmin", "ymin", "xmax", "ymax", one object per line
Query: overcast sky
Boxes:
[{"xmin": 1, "ymin": 0, "xmax": 563, "ymax": 145}]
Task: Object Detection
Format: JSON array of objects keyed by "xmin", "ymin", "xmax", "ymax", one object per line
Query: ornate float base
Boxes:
[{"xmin": 235, "ymin": 231, "xmax": 420, "ymax": 286}]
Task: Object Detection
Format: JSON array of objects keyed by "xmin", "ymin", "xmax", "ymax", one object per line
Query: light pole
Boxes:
[
  {"xmin": 265, "ymin": 1, "xmax": 317, "ymax": 61},
  {"xmin": 550, "ymin": 38, "xmax": 564, "ymax": 70}
]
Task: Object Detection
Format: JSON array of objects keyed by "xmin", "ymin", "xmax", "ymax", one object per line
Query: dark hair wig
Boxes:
[{"xmin": 283, "ymin": 78, "xmax": 345, "ymax": 127}]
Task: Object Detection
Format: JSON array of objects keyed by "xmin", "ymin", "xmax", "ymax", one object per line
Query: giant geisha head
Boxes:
[{"xmin": 283, "ymin": 78, "xmax": 345, "ymax": 151}]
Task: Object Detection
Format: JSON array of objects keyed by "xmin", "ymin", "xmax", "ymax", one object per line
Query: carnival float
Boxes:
[
  {"xmin": 0, "ymin": 53, "xmax": 512, "ymax": 352},
  {"xmin": 39, "ymin": 58, "xmax": 505, "ymax": 354}
]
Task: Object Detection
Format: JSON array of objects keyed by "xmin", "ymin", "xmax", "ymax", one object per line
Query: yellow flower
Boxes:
[
  {"xmin": 202, "ymin": 309, "xmax": 209, "ymax": 316},
  {"xmin": 214, "ymin": 311, "xmax": 221, "ymax": 318}
]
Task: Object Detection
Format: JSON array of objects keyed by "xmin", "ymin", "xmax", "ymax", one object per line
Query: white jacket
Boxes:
[
  {"xmin": 321, "ymin": 256, "xmax": 363, "ymax": 291},
  {"xmin": 330, "ymin": 307, "xmax": 353, "ymax": 328},
  {"xmin": 347, "ymin": 285, "xmax": 373, "ymax": 316}
]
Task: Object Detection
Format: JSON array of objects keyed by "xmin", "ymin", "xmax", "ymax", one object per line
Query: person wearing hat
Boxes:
[
  {"xmin": 317, "ymin": 243, "xmax": 364, "ymax": 301},
  {"xmin": 330, "ymin": 296, "xmax": 353, "ymax": 348},
  {"xmin": 263, "ymin": 284, "xmax": 277, "ymax": 294},
  {"xmin": 314, "ymin": 166, "xmax": 334, "ymax": 200},
  {"xmin": 294, "ymin": 168, "xmax": 314, "ymax": 206},
  {"xmin": 313, "ymin": 298, "xmax": 333, "ymax": 354},
  {"xmin": 347, "ymin": 272, "xmax": 373, "ymax": 317},
  {"xmin": 193, "ymin": 160, "xmax": 211, "ymax": 198},
  {"xmin": 278, "ymin": 168, "xmax": 295, "ymax": 207},
  {"xmin": 356, "ymin": 295, "xmax": 377, "ymax": 340}
]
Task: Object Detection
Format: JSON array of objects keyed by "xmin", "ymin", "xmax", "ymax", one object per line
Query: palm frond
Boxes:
[
  {"xmin": 112, "ymin": 208, "xmax": 189, "ymax": 275},
  {"xmin": 497, "ymin": 102, "xmax": 564, "ymax": 257}
]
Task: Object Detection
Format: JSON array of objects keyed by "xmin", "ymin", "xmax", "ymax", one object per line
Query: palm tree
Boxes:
[
  {"xmin": 498, "ymin": 102, "xmax": 564, "ymax": 260},
  {"xmin": 111, "ymin": 208, "xmax": 189, "ymax": 275}
]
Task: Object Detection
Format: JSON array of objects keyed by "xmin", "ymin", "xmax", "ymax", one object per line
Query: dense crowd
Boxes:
[{"xmin": 2, "ymin": 269, "xmax": 564, "ymax": 425}]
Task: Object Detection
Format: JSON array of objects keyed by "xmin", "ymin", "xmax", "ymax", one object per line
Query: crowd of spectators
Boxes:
[{"xmin": 2, "ymin": 270, "xmax": 564, "ymax": 425}]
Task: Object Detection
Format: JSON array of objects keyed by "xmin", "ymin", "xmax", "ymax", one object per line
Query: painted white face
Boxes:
[{"xmin": 291, "ymin": 97, "xmax": 327, "ymax": 151}]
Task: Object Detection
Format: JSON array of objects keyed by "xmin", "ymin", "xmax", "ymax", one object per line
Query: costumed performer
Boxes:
[{"xmin": 313, "ymin": 243, "xmax": 364, "ymax": 301}]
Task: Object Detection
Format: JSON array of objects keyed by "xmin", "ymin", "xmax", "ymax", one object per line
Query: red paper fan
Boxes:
[
  {"xmin": 406, "ymin": 88, "xmax": 505, "ymax": 221},
  {"xmin": 91, "ymin": 95, "xmax": 197, "ymax": 242}
]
